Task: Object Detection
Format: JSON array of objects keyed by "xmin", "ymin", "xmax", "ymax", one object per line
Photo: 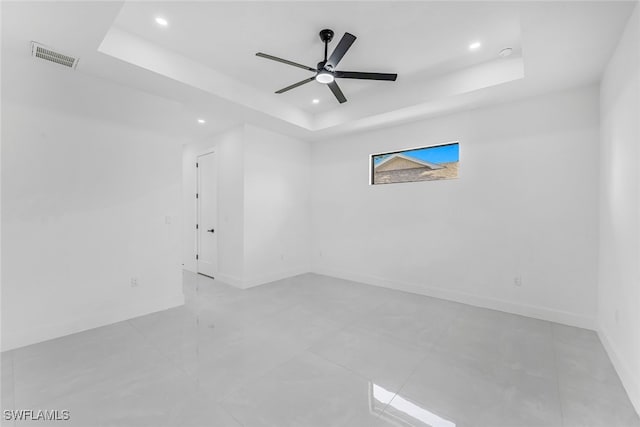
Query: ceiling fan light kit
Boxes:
[
  {"xmin": 256, "ymin": 28, "xmax": 398, "ymax": 104},
  {"xmin": 315, "ymin": 71, "xmax": 334, "ymax": 84}
]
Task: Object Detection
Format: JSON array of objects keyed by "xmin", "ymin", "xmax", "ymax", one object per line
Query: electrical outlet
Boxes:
[
  {"xmin": 513, "ymin": 276, "xmax": 522, "ymax": 287},
  {"xmin": 130, "ymin": 277, "xmax": 139, "ymax": 287}
]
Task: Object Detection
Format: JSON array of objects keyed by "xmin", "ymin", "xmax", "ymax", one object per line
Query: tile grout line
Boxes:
[
  {"xmin": 3, "ymin": 351, "xmax": 16, "ymax": 427},
  {"xmin": 5, "ymin": 351, "xmax": 16, "ymax": 427},
  {"xmin": 376, "ymin": 303, "xmax": 466, "ymax": 418},
  {"xmin": 11, "ymin": 352, "xmax": 15, "ymax": 414},
  {"xmin": 217, "ymin": 289, "xmax": 388, "ymax": 415},
  {"xmin": 550, "ymin": 324, "xmax": 567, "ymax": 427},
  {"xmin": 305, "ymin": 298, "xmax": 467, "ymax": 419},
  {"xmin": 125, "ymin": 319, "xmax": 196, "ymax": 381},
  {"xmin": 125, "ymin": 311, "xmax": 249, "ymax": 391},
  {"xmin": 307, "ymin": 350, "xmax": 394, "ymax": 422},
  {"xmin": 211, "ymin": 289, "xmax": 372, "ymax": 403},
  {"xmin": 181, "ymin": 282, "xmax": 321, "ymax": 406},
  {"xmin": 291, "ymin": 294, "xmax": 403, "ymax": 422},
  {"xmin": 217, "ymin": 303, "xmax": 368, "ymax": 405},
  {"xmin": 125, "ymin": 317, "xmax": 247, "ymax": 427},
  {"xmin": 129, "ymin": 276, "xmax": 303, "ymax": 387},
  {"xmin": 218, "ymin": 403, "xmax": 246, "ymax": 427}
]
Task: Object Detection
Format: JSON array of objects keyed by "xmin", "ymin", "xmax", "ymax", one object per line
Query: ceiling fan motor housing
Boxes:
[{"xmin": 319, "ymin": 29, "xmax": 334, "ymax": 43}]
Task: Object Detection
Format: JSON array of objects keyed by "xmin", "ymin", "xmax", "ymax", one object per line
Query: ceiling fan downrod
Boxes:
[{"xmin": 319, "ymin": 28, "xmax": 334, "ymax": 62}]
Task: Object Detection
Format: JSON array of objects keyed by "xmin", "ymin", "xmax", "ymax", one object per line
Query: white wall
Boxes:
[
  {"xmin": 243, "ymin": 125, "xmax": 311, "ymax": 287},
  {"xmin": 182, "ymin": 124, "xmax": 310, "ymax": 288},
  {"xmin": 598, "ymin": 4, "xmax": 640, "ymax": 414},
  {"xmin": 311, "ymin": 85, "xmax": 600, "ymax": 329},
  {"xmin": 182, "ymin": 126, "xmax": 245, "ymax": 284},
  {"xmin": 2, "ymin": 103, "xmax": 184, "ymax": 351}
]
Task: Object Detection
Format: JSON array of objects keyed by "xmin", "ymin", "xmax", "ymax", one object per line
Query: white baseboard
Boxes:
[
  {"xmin": 312, "ymin": 267, "xmax": 595, "ymax": 330},
  {"xmin": 1, "ymin": 293, "xmax": 185, "ymax": 352},
  {"xmin": 598, "ymin": 325, "xmax": 640, "ymax": 416},
  {"xmin": 215, "ymin": 273, "xmax": 244, "ymax": 288},
  {"xmin": 215, "ymin": 267, "xmax": 310, "ymax": 289},
  {"xmin": 242, "ymin": 266, "xmax": 310, "ymax": 289}
]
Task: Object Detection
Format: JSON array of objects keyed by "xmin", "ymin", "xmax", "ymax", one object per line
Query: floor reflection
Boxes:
[{"xmin": 372, "ymin": 382, "xmax": 456, "ymax": 427}]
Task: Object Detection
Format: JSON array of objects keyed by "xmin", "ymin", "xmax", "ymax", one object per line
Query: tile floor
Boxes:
[{"xmin": 1, "ymin": 272, "xmax": 638, "ymax": 427}]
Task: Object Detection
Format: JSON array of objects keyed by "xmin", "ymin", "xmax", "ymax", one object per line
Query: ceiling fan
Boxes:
[{"xmin": 256, "ymin": 29, "xmax": 397, "ymax": 104}]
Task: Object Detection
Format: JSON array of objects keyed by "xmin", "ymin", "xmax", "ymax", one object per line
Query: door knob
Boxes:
[{"xmin": 207, "ymin": 229, "xmax": 215, "ymax": 233}]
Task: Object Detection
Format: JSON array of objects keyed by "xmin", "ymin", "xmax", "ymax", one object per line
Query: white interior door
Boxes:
[{"xmin": 197, "ymin": 152, "xmax": 218, "ymax": 278}]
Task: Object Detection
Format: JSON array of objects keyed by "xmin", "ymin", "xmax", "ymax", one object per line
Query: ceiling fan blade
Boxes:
[
  {"xmin": 325, "ymin": 32, "xmax": 356, "ymax": 70},
  {"xmin": 334, "ymin": 71, "xmax": 397, "ymax": 81},
  {"xmin": 327, "ymin": 81, "xmax": 347, "ymax": 104},
  {"xmin": 275, "ymin": 77, "xmax": 316, "ymax": 94},
  {"xmin": 256, "ymin": 52, "xmax": 316, "ymax": 72}
]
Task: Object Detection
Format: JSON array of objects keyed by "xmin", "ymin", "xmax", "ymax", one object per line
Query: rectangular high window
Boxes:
[{"xmin": 370, "ymin": 142, "xmax": 459, "ymax": 185}]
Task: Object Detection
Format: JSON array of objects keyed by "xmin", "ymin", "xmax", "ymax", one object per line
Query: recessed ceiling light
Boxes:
[
  {"xmin": 155, "ymin": 17, "xmax": 168, "ymax": 27},
  {"xmin": 197, "ymin": 119, "xmax": 206, "ymax": 124},
  {"xmin": 499, "ymin": 47, "xmax": 513, "ymax": 58},
  {"xmin": 469, "ymin": 41, "xmax": 481, "ymax": 50},
  {"xmin": 312, "ymin": 99, "xmax": 320, "ymax": 104}
]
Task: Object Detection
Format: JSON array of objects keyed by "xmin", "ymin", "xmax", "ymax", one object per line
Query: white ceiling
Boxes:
[
  {"xmin": 2, "ymin": 1, "xmax": 637, "ymax": 141},
  {"xmin": 112, "ymin": 1, "xmax": 522, "ymax": 113}
]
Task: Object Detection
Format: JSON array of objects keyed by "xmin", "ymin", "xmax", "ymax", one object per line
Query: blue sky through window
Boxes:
[{"xmin": 373, "ymin": 143, "xmax": 459, "ymax": 165}]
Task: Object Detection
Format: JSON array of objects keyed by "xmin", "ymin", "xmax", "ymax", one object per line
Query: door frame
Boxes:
[{"xmin": 195, "ymin": 150, "xmax": 218, "ymax": 279}]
